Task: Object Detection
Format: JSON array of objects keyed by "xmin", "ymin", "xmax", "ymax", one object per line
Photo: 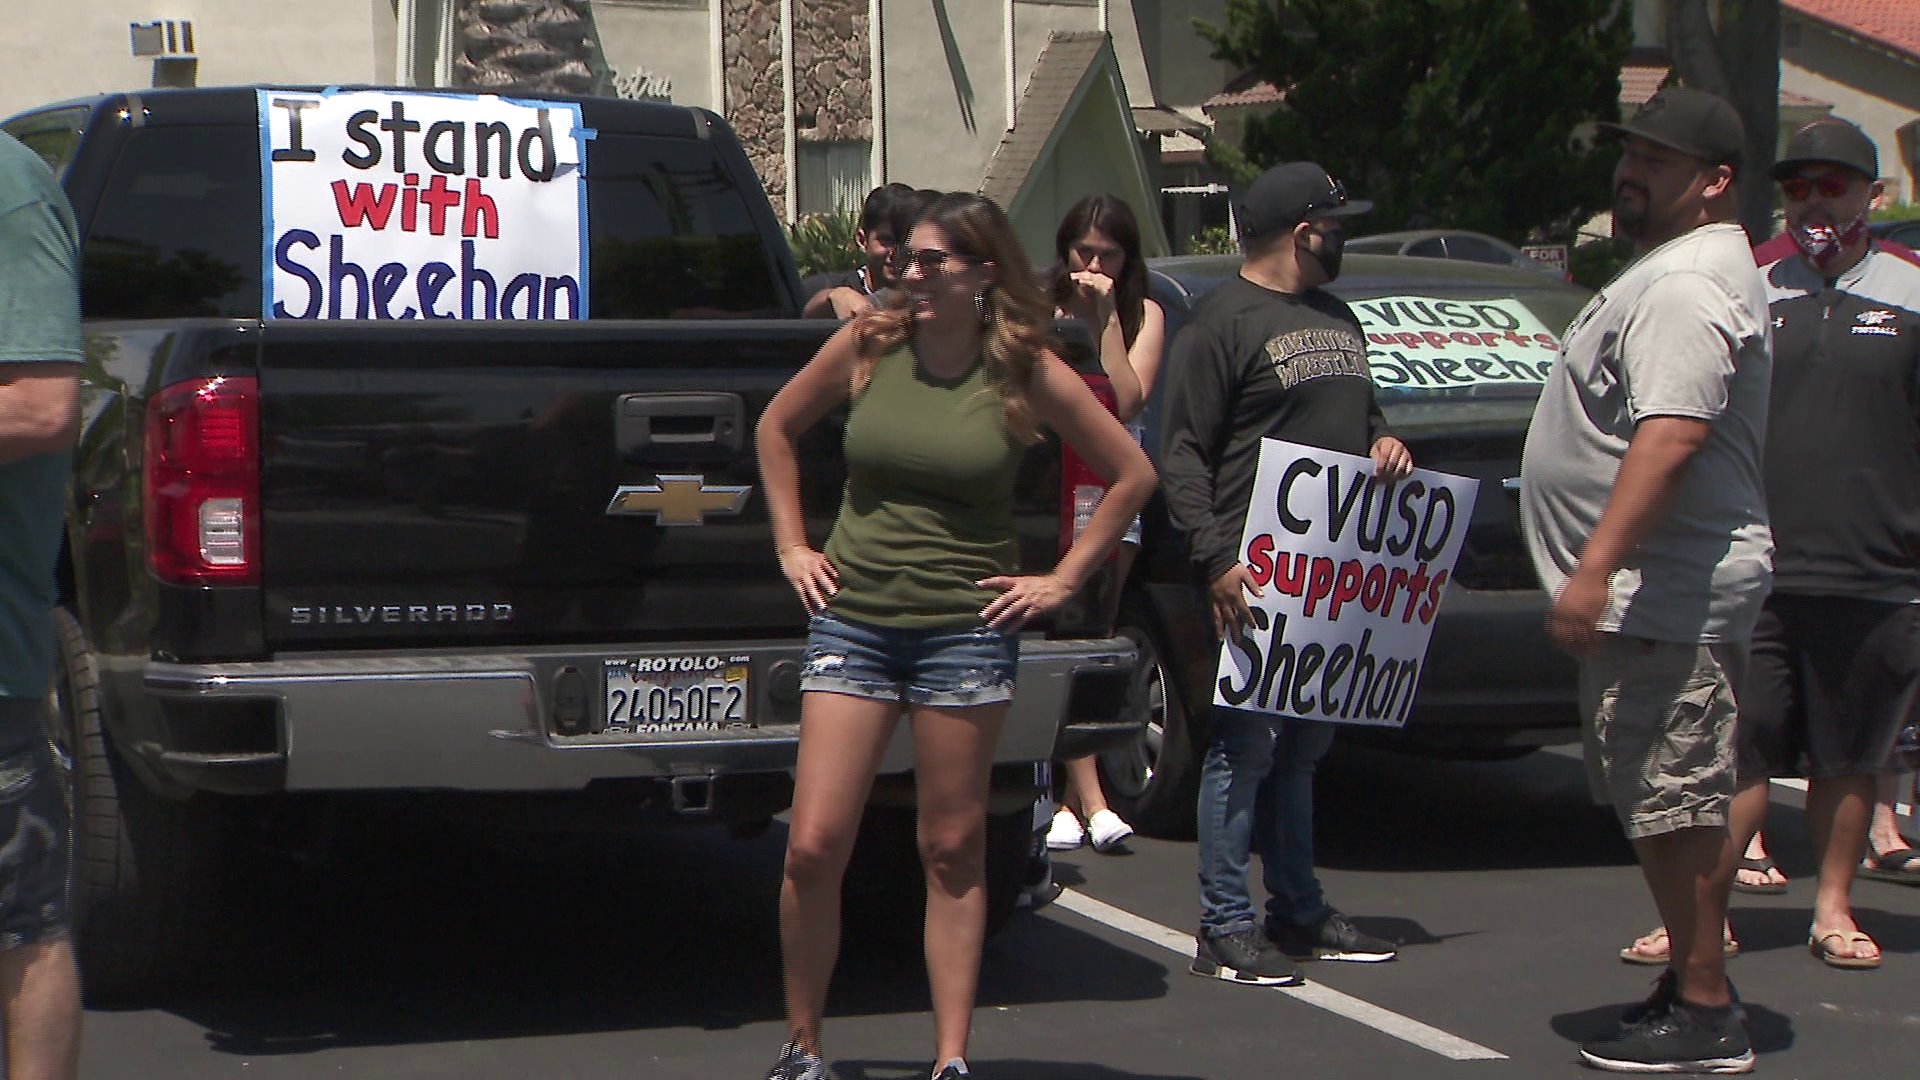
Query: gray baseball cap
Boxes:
[{"xmin": 1770, "ymin": 118, "xmax": 1878, "ymax": 180}]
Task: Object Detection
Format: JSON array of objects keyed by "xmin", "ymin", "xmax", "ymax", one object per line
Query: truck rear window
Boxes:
[{"xmin": 81, "ymin": 123, "xmax": 785, "ymax": 321}]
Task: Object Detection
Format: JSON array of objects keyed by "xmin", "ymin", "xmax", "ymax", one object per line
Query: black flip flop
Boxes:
[
  {"xmin": 1860, "ymin": 847, "xmax": 1920, "ymax": 886},
  {"xmin": 1730, "ymin": 855, "xmax": 1788, "ymax": 894}
]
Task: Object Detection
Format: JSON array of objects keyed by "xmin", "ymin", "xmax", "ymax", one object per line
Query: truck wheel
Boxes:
[
  {"xmin": 49, "ymin": 609, "xmax": 225, "ymax": 1004},
  {"xmin": 840, "ymin": 801, "xmax": 1033, "ymax": 943},
  {"xmin": 1098, "ymin": 614, "xmax": 1203, "ymax": 840}
]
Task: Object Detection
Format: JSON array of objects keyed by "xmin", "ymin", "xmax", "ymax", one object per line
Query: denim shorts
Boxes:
[
  {"xmin": 800, "ymin": 611, "xmax": 1018, "ymax": 707},
  {"xmin": 0, "ymin": 699, "xmax": 71, "ymax": 950}
]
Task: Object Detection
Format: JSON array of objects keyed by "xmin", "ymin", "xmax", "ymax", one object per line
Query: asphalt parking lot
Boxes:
[{"xmin": 78, "ymin": 743, "xmax": 1920, "ymax": 1079}]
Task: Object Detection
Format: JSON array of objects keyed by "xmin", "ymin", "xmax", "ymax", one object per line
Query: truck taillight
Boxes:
[
  {"xmin": 1060, "ymin": 373, "xmax": 1117, "ymax": 556},
  {"xmin": 144, "ymin": 376, "xmax": 261, "ymax": 586}
]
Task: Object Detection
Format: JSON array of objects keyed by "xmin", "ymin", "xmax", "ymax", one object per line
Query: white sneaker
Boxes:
[
  {"xmin": 1087, "ymin": 809, "xmax": 1134, "ymax": 852},
  {"xmin": 1045, "ymin": 808, "xmax": 1085, "ymax": 850}
]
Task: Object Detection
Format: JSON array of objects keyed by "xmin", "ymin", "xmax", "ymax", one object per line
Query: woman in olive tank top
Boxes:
[{"xmin": 757, "ymin": 193, "xmax": 1156, "ymax": 1080}]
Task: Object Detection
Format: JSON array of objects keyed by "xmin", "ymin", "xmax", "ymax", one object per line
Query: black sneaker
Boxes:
[
  {"xmin": 1270, "ymin": 909, "xmax": 1397, "ymax": 962},
  {"xmin": 1621, "ymin": 970, "xmax": 1747, "ymax": 1030},
  {"xmin": 1190, "ymin": 926, "xmax": 1304, "ymax": 985},
  {"xmin": 765, "ymin": 1039, "xmax": 833, "ymax": 1080},
  {"xmin": 1580, "ymin": 999, "xmax": 1755, "ymax": 1074}
]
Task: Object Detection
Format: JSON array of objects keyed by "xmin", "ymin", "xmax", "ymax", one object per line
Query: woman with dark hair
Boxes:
[
  {"xmin": 1041, "ymin": 194, "xmax": 1166, "ymax": 856},
  {"xmin": 757, "ymin": 191, "xmax": 1156, "ymax": 1080}
]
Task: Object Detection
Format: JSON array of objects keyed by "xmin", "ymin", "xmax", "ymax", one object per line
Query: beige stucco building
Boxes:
[
  {"xmin": 1, "ymin": 2, "xmax": 400, "ymax": 117},
  {"xmin": 0, "ymin": 1, "xmax": 1241, "ymax": 262}
]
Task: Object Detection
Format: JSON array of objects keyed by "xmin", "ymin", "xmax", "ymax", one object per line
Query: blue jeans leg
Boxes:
[
  {"xmin": 1196, "ymin": 706, "xmax": 1279, "ymax": 936},
  {"xmin": 1257, "ymin": 718, "xmax": 1336, "ymax": 929}
]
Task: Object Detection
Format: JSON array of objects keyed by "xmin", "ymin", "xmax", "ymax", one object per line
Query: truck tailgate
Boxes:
[{"xmin": 256, "ymin": 319, "xmax": 839, "ymax": 649}]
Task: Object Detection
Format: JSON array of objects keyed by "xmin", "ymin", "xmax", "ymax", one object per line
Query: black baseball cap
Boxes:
[
  {"xmin": 1770, "ymin": 118, "xmax": 1878, "ymax": 181},
  {"xmin": 1235, "ymin": 162, "xmax": 1372, "ymax": 240},
  {"xmin": 1599, "ymin": 87, "xmax": 1745, "ymax": 170}
]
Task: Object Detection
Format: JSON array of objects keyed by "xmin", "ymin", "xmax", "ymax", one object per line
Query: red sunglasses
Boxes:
[{"xmin": 1779, "ymin": 174, "xmax": 1852, "ymax": 201}]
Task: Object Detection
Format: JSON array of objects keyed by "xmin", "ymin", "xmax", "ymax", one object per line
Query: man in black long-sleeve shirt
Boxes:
[{"xmin": 1160, "ymin": 162, "xmax": 1412, "ymax": 986}]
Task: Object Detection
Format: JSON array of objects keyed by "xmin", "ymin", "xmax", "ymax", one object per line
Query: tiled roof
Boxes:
[
  {"xmin": 1620, "ymin": 64, "xmax": 1671, "ymax": 106},
  {"xmin": 1203, "ymin": 71, "xmax": 1283, "ymax": 110},
  {"xmin": 1786, "ymin": 0, "xmax": 1920, "ymax": 61},
  {"xmin": 980, "ymin": 32, "xmax": 1107, "ymax": 208}
]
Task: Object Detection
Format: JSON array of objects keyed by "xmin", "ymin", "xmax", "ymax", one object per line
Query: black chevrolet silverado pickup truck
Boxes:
[{"xmin": 2, "ymin": 86, "xmax": 1138, "ymax": 999}]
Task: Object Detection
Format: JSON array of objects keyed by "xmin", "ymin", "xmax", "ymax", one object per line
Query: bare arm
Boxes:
[
  {"xmin": 0, "ymin": 363, "xmax": 79, "ymax": 465},
  {"xmin": 756, "ymin": 322, "xmax": 864, "ymax": 612},
  {"xmin": 1120, "ymin": 298, "xmax": 1167, "ymax": 420},
  {"xmin": 1549, "ymin": 415, "xmax": 1712, "ymax": 653}
]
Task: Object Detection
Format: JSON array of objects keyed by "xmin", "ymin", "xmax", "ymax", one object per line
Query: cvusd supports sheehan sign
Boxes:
[
  {"xmin": 1214, "ymin": 440, "xmax": 1480, "ymax": 728},
  {"xmin": 260, "ymin": 90, "xmax": 588, "ymax": 321}
]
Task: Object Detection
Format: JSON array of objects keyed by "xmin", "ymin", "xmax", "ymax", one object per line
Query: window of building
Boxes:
[{"xmin": 795, "ymin": 140, "xmax": 872, "ymax": 218}]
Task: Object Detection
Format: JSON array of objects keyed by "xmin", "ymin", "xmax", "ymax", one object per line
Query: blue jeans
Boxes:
[{"xmin": 1196, "ymin": 705, "xmax": 1336, "ymax": 936}]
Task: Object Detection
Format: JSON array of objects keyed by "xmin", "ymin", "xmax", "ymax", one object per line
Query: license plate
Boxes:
[{"xmin": 603, "ymin": 654, "xmax": 751, "ymax": 732}]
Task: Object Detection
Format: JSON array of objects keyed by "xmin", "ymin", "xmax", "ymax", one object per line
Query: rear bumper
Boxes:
[{"xmin": 139, "ymin": 636, "xmax": 1137, "ymax": 794}]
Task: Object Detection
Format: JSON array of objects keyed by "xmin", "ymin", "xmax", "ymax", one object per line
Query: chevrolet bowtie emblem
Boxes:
[{"xmin": 606, "ymin": 475, "xmax": 751, "ymax": 526}]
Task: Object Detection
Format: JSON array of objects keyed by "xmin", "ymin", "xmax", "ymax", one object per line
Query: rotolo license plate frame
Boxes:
[{"xmin": 603, "ymin": 654, "xmax": 752, "ymax": 733}]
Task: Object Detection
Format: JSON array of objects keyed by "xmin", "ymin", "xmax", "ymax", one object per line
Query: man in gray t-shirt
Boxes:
[{"xmin": 1520, "ymin": 88, "xmax": 1770, "ymax": 1075}]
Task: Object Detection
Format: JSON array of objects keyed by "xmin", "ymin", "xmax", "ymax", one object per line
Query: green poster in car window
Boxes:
[
  {"xmin": 1350, "ymin": 295, "xmax": 1563, "ymax": 390},
  {"xmin": 257, "ymin": 89, "xmax": 589, "ymax": 321}
]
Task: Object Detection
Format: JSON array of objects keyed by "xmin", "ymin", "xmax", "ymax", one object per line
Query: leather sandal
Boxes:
[
  {"xmin": 1619, "ymin": 925, "xmax": 1739, "ymax": 965},
  {"xmin": 1809, "ymin": 927, "xmax": 1881, "ymax": 970}
]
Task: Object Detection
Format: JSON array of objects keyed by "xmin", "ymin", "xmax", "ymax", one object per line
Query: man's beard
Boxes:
[{"xmin": 1613, "ymin": 184, "xmax": 1649, "ymax": 238}]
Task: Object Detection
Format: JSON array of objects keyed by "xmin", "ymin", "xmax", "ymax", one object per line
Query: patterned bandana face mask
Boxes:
[{"xmin": 1790, "ymin": 214, "xmax": 1867, "ymax": 271}]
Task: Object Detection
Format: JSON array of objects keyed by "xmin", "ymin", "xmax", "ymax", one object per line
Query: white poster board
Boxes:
[
  {"xmin": 1350, "ymin": 295, "xmax": 1562, "ymax": 390},
  {"xmin": 259, "ymin": 89, "xmax": 589, "ymax": 321},
  {"xmin": 1213, "ymin": 440, "xmax": 1480, "ymax": 727}
]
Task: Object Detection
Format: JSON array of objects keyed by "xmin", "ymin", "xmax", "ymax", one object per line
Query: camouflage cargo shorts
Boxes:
[
  {"xmin": 1577, "ymin": 637, "xmax": 1746, "ymax": 841},
  {"xmin": 0, "ymin": 698, "xmax": 71, "ymax": 950}
]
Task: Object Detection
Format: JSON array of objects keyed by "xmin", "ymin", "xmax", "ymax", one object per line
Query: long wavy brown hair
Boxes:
[
  {"xmin": 1046, "ymin": 194, "xmax": 1148, "ymax": 347},
  {"xmin": 852, "ymin": 192, "xmax": 1055, "ymax": 445}
]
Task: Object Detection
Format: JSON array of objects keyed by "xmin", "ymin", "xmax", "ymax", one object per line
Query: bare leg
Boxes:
[
  {"xmin": 0, "ymin": 937, "xmax": 82, "ymax": 1080},
  {"xmin": 1060, "ymin": 756, "xmax": 1110, "ymax": 818},
  {"xmin": 910, "ymin": 701, "xmax": 1007, "ymax": 1068},
  {"xmin": 1621, "ymin": 779, "xmax": 1764, "ymax": 962},
  {"xmin": 1735, "ymin": 824, "xmax": 1787, "ymax": 890},
  {"xmin": 1807, "ymin": 772, "xmax": 1880, "ymax": 962},
  {"xmin": 1633, "ymin": 825, "xmax": 1737, "ymax": 1008},
  {"xmin": 1867, "ymin": 771, "xmax": 1914, "ymax": 856},
  {"xmin": 1059, "ymin": 543, "xmax": 1138, "ymax": 825},
  {"xmin": 779, "ymin": 693, "xmax": 902, "ymax": 1058}
]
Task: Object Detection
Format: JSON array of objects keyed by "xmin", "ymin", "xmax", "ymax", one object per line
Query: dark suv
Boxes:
[{"xmin": 1100, "ymin": 253, "xmax": 1592, "ymax": 837}]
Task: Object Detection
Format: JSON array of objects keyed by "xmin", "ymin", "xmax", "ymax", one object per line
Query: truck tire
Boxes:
[
  {"xmin": 49, "ymin": 609, "xmax": 225, "ymax": 1004},
  {"xmin": 840, "ymin": 801, "xmax": 1032, "ymax": 943},
  {"xmin": 1097, "ymin": 610, "xmax": 1204, "ymax": 840}
]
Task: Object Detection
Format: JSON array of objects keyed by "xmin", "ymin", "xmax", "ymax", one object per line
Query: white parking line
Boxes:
[{"xmin": 1049, "ymin": 888, "xmax": 1508, "ymax": 1062}]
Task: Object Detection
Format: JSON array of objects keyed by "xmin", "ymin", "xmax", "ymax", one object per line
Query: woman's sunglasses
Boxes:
[
  {"xmin": 1778, "ymin": 174, "xmax": 1853, "ymax": 201},
  {"xmin": 894, "ymin": 247, "xmax": 976, "ymax": 276}
]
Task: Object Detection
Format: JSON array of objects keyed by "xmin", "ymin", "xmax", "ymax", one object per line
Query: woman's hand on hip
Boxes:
[
  {"xmin": 779, "ymin": 545, "xmax": 839, "ymax": 615},
  {"xmin": 976, "ymin": 573, "xmax": 1075, "ymax": 630}
]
